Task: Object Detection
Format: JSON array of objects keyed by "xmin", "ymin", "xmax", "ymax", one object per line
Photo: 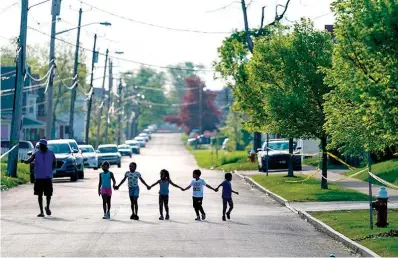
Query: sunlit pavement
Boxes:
[{"xmin": 1, "ymin": 134, "xmax": 352, "ymax": 257}]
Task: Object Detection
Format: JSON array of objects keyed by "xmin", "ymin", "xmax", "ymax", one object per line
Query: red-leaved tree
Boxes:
[{"xmin": 164, "ymin": 77, "xmax": 221, "ymax": 134}]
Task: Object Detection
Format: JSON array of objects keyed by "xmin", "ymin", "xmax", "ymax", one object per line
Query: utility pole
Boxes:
[
  {"xmin": 7, "ymin": 0, "xmax": 29, "ymax": 178},
  {"xmin": 95, "ymin": 49, "xmax": 109, "ymax": 148},
  {"xmin": 46, "ymin": 0, "xmax": 60, "ymax": 139},
  {"xmin": 199, "ymin": 84, "xmax": 203, "ymax": 133},
  {"xmin": 85, "ymin": 34, "xmax": 97, "ymax": 144},
  {"xmin": 117, "ymin": 78, "xmax": 122, "ymax": 145},
  {"xmin": 68, "ymin": 7, "xmax": 82, "ymax": 139},
  {"xmin": 104, "ymin": 59, "xmax": 113, "ymax": 143},
  {"xmin": 367, "ymin": 151, "xmax": 374, "ymax": 230}
]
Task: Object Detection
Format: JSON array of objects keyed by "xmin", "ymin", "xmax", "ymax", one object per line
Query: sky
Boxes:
[{"xmin": 0, "ymin": 0, "xmax": 334, "ymax": 91}]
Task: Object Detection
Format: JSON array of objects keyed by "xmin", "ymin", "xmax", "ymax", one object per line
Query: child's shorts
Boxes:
[
  {"xmin": 101, "ymin": 187, "xmax": 112, "ymax": 197},
  {"xmin": 129, "ymin": 187, "xmax": 139, "ymax": 197}
]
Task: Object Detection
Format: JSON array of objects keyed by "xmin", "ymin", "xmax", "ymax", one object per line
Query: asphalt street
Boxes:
[{"xmin": 1, "ymin": 134, "xmax": 354, "ymax": 257}]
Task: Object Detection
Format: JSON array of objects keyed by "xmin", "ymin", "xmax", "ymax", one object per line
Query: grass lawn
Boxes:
[
  {"xmin": 251, "ymin": 174, "xmax": 369, "ymax": 202},
  {"xmin": 1, "ymin": 163, "xmax": 30, "ymax": 190},
  {"xmin": 344, "ymin": 159, "xmax": 398, "ymax": 185},
  {"xmin": 303, "ymin": 157, "xmax": 349, "ymax": 170},
  {"xmin": 188, "ymin": 148, "xmax": 257, "ymax": 171},
  {"xmin": 311, "ymin": 209, "xmax": 398, "ymax": 257}
]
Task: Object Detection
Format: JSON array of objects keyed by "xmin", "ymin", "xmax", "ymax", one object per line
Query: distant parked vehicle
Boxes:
[
  {"xmin": 257, "ymin": 139, "xmax": 302, "ymax": 172},
  {"xmin": 125, "ymin": 140, "xmax": 140, "ymax": 154},
  {"xmin": 138, "ymin": 133, "xmax": 150, "ymax": 142},
  {"xmin": 48, "ymin": 140, "xmax": 80, "ymax": 182},
  {"xmin": 97, "ymin": 144, "xmax": 121, "ymax": 168},
  {"xmin": 1, "ymin": 140, "xmax": 34, "ymax": 160},
  {"xmin": 78, "ymin": 144, "xmax": 98, "ymax": 170},
  {"xmin": 222, "ymin": 138, "xmax": 229, "ymax": 150},
  {"xmin": 63, "ymin": 139, "xmax": 85, "ymax": 179},
  {"xmin": 143, "ymin": 129, "xmax": 152, "ymax": 139},
  {"xmin": 118, "ymin": 144, "xmax": 133, "ymax": 158},
  {"xmin": 134, "ymin": 136, "xmax": 146, "ymax": 147}
]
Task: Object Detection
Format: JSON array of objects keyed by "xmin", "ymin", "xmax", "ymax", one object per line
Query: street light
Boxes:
[{"xmin": 56, "ymin": 21, "xmax": 111, "ymax": 35}]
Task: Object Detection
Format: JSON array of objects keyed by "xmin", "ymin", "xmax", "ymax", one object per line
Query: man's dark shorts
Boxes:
[{"xmin": 34, "ymin": 179, "xmax": 53, "ymax": 196}]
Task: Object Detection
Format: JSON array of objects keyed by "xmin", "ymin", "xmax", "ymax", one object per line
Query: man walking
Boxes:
[{"xmin": 22, "ymin": 139, "xmax": 56, "ymax": 217}]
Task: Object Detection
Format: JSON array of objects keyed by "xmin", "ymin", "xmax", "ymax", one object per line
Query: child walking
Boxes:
[
  {"xmin": 98, "ymin": 161, "xmax": 117, "ymax": 219},
  {"xmin": 183, "ymin": 169, "xmax": 217, "ymax": 221},
  {"xmin": 116, "ymin": 162, "xmax": 149, "ymax": 220},
  {"xmin": 149, "ymin": 169, "xmax": 184, "ymax": 220},
  {"xmin": 215, "ymin": 172, "xmax": 239, "ymax": 221}
]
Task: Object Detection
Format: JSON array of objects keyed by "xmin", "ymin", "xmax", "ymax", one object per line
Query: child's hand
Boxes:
[
  {"xmin": 235, "ymin": 192, "xmax": 239, "ymax": 195},
  {"xmin": 181, "ymin": 188, "xmax": 185, "ymax": 191},
  {"xmin": 147, "ymin": 186, "xmax": 151, "ymax": 190},
  {"xmin": 214, "ymin": 188, "xmax": 218, "ymax": 192}
]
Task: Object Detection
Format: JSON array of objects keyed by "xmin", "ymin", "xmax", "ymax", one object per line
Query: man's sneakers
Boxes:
[{"xmin": 45, "ymin": 206, "xmax": 51, "ymax": 216}]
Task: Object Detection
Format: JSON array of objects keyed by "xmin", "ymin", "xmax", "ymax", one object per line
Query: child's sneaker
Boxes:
[
  {"xmin": 134, "ymin": 215, "xmax": 139, "ymax": 220},
  {"xmin": 159, "ymin": 215, "xmax": 164, "ymax": 220},
  {"xmin": 222, "ymin": 216, "xmax": 226, "ymax": 221},
  {"xmin": 165, "ymin": 214, "xmax": 170, "ymax": 220},
  {"xmin": 102, "ymin": 214, "xmax": 107, "ymax": 219},
  {"xmin": 226, "ymin": 212, "xmax": 231, "ymax": 220},
  {"xmin": 130, "ymin": 214, "xmax": 134, "ymax": 220},
  {"xmin": 201, "ymin": 213, "xmax": 206, "ymax": 220},
  {"xmin": 107, "ymin": 212, "xmax": 110, "ymax": 219},
  {"xmin": 37, "ymin": 213, "xmax": 45, "ymax": 217},
  {"xmin": 195, "ymin": 216, "xmax": 201, "ymax": 221}
]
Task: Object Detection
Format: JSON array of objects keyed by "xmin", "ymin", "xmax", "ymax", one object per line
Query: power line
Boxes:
[
  {"xmin": 0, "ymin": 1, "xmax": 18, "ymax": 15},
  {"xmin": 27, "ymin": 26, "xmax": 216, "ymax": 72},
  {"xmin": 78, "ymin": 0, "xmax": 232, "ymax": 35}
]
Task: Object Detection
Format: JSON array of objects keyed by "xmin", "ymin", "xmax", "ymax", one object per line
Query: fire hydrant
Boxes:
[
  {"xmin": 372, "ymin": 187, "xmax": 389, "ymax": 228},
  {"xmin": 248, "ymin": 149, "xmax": 256, "ymax": 163}
]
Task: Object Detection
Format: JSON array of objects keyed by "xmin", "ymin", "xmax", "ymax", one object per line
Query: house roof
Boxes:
[
  {"xmin": 1, "ymin": 66, "xmax": 32, "ymax": 112},
  {"xmin": 0, "ymin": 116, "xmax": 45, "ymax": 128}
]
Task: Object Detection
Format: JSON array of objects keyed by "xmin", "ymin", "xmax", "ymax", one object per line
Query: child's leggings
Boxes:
[
  {"xmin": 192, "ymin": 197, "xmax": 204, "ymax": 216},
  {"xmin": 159, "ymin": 195, "xmax": 169, "ymax": 215}
]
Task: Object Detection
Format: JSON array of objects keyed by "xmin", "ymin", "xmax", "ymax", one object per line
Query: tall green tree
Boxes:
[
  {"xmin": 324, "ymin": 0, "xmax": 398, "ymax": 155},
  {"xmin": 247, "ymin": 20, "xmax": 333, "ymax": 187}
]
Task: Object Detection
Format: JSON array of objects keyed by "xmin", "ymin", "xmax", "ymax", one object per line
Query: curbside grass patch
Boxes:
[
  {"xmin": 310, "ymin": 209, "xmax": 398, "ymax": 257},
  {"xmin": 1, "ymin": 163, "xmax": 30, "ymax": 190},
  {"xmin": 344, "ymin": 159, "xmax": 398, "ymax": 185},
  {"xmin": 251, "ymin": 174, "xmax": 369, "ymax": 202}
]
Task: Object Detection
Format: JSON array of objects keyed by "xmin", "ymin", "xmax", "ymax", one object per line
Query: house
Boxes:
[
  {"xmin": 56, "ymin": 95, "xmax": 87, "ymax": 142},
  {"xmin": 0, "ymin": 66, "xmax": 45, "ymax": 143}
]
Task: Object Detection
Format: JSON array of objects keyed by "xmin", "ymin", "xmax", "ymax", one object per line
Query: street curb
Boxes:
[
  {"xmin": 234, "ymin": 171, "xmax": 380, "ymax": 258},
  {"xmin": 298, "ymin": 210, "xmax": 380, "ymax": 258}
]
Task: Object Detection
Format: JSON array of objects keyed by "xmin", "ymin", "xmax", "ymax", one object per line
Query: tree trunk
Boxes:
[
  {"xmin": 287, "ymin": 137, "xmax": 294, "ymax": 177},
  {"xmin": 321, "ymin": 136, "xmax": 328, "ymax": 189}
]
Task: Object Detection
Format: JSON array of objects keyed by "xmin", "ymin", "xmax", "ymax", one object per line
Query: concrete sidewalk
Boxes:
[{"xmin": 291, "ymin": 201, "xmax": 398, "ymax": 212}]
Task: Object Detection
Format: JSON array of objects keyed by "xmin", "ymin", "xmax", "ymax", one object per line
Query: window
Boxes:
[
  {"xmin": 65, "ymin": 126, "xmax": 70, "ymax": 134},
  {"xmin": 29, "ymin": 100, "xmax": 34, "ymax": 114}
]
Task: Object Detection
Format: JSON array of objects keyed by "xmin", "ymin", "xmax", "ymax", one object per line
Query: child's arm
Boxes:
[
  {"xmin": 117, "ymin": 175, "xmax": 127, "ymax": 189},
  {"xmin": 206, "ymin": 184, "xmax": 218, "ymax": 192},
  {"xmin": 110, "ymin": 172, "xmax": 117, "ymax": 189},
  {"xmin": 98, "ymin": 174, "xmax": 102, "ymax": 196},
  {"xmin": 215, "ymin": 183, "xmax": 223, "ymax": 191},
  {"xmin": 232, "ymin": 189, "xmax": 239, "ymax": 195},
  {"xmin": 183, "ymin": 182, "xmax": 192, "ymax": 191},
  {"xmin": 149, "ymin": 180, "xmax": 160, "ymax": 189},
  {"xmin": 139, "ymin": 176, "xmax": 150, "ymax": 190},
  {"xmin": 169, "ymin": 180, "xmax": 183, "ymax": 190}
]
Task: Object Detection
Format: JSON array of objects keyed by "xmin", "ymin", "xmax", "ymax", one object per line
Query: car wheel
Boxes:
[
  {"xmin": 78, "ymin": 170, "xmax": 85, "ymax": 179},
  {"xmin": 94, "ymin": 167, "xmax": 98, "ymax": 170},
  {"xmin": 295, "ymin": 165, "xmax": 302, "ymax": 171},
  {"xmin": 70, "ymin": 170, "xmax": 78, "ymax": 182},
  {"xmin": 117, "ymin": 163, "xmax": 121, "ymax": 168}
]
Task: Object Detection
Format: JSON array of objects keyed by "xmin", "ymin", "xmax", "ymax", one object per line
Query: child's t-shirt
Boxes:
[
  {"xmin": 159, "ymin": 180, "xmax": 169, "ymax": 195},
  {"xmin": 221, "ymin": 180, "xmax": 232, "ymax": 199},
  {"xmin": 190, "ymin": 178, "xmax": 206, "ymax": 198},
  {"xmin": 125, "ymin": 171, "xmax": 141, "ymax": 188}
]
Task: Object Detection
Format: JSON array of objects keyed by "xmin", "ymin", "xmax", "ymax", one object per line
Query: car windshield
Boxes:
[
  {"xmin": 48, "ymin": 143, "xmax": 71, "ymax": 154},
  {"xmin": 98, "ymin": 147, "xmax": 118, "ymax": 153},
  {"xmin": 265, "ymin": 142, "xmax": 297, "ymax": 151},
  {"xmin": 80, "ymin": 146, "xmax": 94, "ymax": 153},
  {"xmin": 118, "ymin": 146, "xmax": 129, "ymax": 149},
  {"xmin": 68, "ymin": 141, "xmax": 78, "ymax": 150}
]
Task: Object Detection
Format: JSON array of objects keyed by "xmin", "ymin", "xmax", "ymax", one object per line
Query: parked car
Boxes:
[
  {"xmin": 222, "ymin": 138, "xmax": 229, "ymax": 150},
  {"xmin": 63, "ymin": 139, "xmax": 84, "ymax": 179},
  {"xmin": 78, "ymin": 144, "xmax": 98, "ymax": 170},
  {"xmin": 187, "ymin": 138, "xmax": 197, "ymax": 146},
  {"xmin": 143, "ymin": 129, "xmax": 152, "ymax": 139},
  {"xmin": 138, "ymin": 133, "xmax": 150, "ymax": 142},
  {"xmin": 118, "ymin": 144, "xmax": 132, "ymax": 158},
  {"xmin": 1, "ymin": 140, "xmax": 34, "ymax": 160},
  {"xmin": 134, "ymin": 136, "xmax": 146, "ymax": 147},
  {"xmin": 257, "ymin": 139, "xmax": 302, "ymax": 171},
  {"xmin": 47, "ymin": 140, "xmax": 80, "ymax": 182},
  {"xmin": 97, "ymin": 144, "xmax": 121, "ymax": 168},
  {"xmin": 125, "ymin": 140, "xmax": 140, "ymax": 154}
]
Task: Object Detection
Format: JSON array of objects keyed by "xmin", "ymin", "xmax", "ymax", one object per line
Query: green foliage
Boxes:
[
  {"xmin": 251, "ymin": 174, "xmax": 369, "ymax": 202},
  {"xmin": 311, "ymin": 209, "xmax": 398, "ymax": 257},
  {"xmin": 220, "ymin": 111, "xmax": 252, "ymax": 151},
  {"xmin": 324, "ymin": 0, "xmax": 398, "ymax": 155},
  {"xmin": 1, "ymin": 163, "xmax": 30, "ymax": 190}
]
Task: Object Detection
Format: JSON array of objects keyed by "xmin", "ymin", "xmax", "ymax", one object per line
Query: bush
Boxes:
[{"xmin": 1, "ymin": 163, "xmax": 30, "ymax": 190}]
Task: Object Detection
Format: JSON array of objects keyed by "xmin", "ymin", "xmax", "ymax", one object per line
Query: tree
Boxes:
[
  {"xmin": 247, "ymin": 20, "xmax": 333, "ymax": 186},
  {"xmin": 163, "ymin": 77, "xmax": 221, "ymax": 134},
  {"xmin": 324, "ymin": 0, "xmax": 398, "ymax": 156},
  {"xmin": 220, "ymin": 110, "xmax": 252, "ymax": 151}
]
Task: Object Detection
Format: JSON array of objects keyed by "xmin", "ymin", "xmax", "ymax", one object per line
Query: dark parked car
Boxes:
[
  {"xmin": 257, "ymin": 140, "xmax": 302, "ymax": 171},
  {"xmin": 48, "ymin": 140, "xmax": 80, "ymax": 181}
]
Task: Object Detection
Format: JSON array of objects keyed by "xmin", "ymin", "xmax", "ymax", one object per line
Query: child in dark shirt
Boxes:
[{"xmin": 215, "ymin": 173, "xmax": 239, "ymax": 221}]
